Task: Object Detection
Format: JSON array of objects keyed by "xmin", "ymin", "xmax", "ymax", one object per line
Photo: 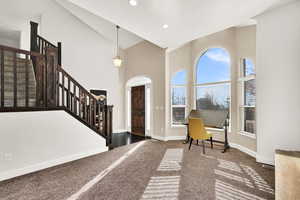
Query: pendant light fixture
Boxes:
[
  {"xmin": 129, "ymin": 0, "xmax": 138, "ymax": 6},
  {"xmin": 113, "ymin": 25, "xmax": 122, "ymax": 67}
]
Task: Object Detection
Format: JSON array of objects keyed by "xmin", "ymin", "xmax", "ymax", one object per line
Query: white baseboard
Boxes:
[
  {"xmin": 256, "ymin": 154, "xmax": 274, "ymax": 166},
  {"xmin": 152, "ymin": 135, "xmax": 186, "ymax": 141},
  {"xmin": 165, "ymin": 136, "xmax": 186, "ymax": 141},
  {"xmin": 113, "ymin": 129, "xmax": 128, "ymax": 133},
  {"xmin": 0, "ymin": 147, "xmax": 108, "ymax": 182},
  {"xmin": 229, "ymin": 143, "xmax": 257, "ymax": 158},
  {"xmin": 152, "ymin": 135, "xmax": 166, "ymax": 141}
]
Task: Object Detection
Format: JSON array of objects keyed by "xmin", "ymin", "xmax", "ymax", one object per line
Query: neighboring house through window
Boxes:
[{"xmin": 171, "ymin": 70, "xmax": 187, "ymax": 125}]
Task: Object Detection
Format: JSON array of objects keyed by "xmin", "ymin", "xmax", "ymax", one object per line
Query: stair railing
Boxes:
[
  {"xmin": 0, "ymin": 44, "xmax": 113, "ymax": 145},
  {"xmin": 43, "ymin": 47, "xmax": 113, "ymax": 142},
  {"xmin": 30, "ymin": 21, "xmax": 62, "ymax": 66},
  {"xmin": 57, "ymin": 64, "xmax": 113, "ymax": 140},
  {"xmin": 29, "ymin": 21, "xmax": 112, "ymax": 142}
]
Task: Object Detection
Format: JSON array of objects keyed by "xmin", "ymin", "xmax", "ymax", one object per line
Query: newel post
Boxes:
[
  {"xmin": 105, "ymin": 105, "xmax": 113, "ymax": 146},
  {"xmin": 35, "ymin": 55, "xmax": 46, "ymax": 107},
  {"xmin": 57, "ymin": 42, "xmax": 62, "ymax": 66},
  {"xmin": 30, "ymin": 21, "xmax": 39, "ymax": 53},
  {"xmin": 45, "ymin": 47, "xmax": 59, "ymax": 107},
  {"xmin": 30, "ymin": 21, "xmax": 39, "ymax": 74}
]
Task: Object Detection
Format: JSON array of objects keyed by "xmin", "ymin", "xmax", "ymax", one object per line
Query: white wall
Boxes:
[
  {"xmin": 235, "ymin": 25, "xmax": 257, "ymax": 151},
  {"xmin": 256, "ymin": 1, "xmax": 300, "ymax": 165},
  {"xmin": 0, "ymin": 34, "xmax": 19, "ymax": 48},
  {"xmin": 165, "ymin": 27, "xmax": 258, "ymax": 152},
  {"xmin": 165, "ymin": 43, "xmax": 192, "ymax": 140},
  {"xmin": 0, "ymin": 17, "xmax": 39, "ymax": 50},
  {"xmin": 168, "ymin": 28, "xmax": 237, "ymax": 142},
  {"xmin": 125, "ymin": 77, "xmax": 153, "ymax": 136},
  {"xmin": 40, "ymin": 1, "xmax": 125, "ymax": 130},
  {"xmin": 124, "ymin": 41, "xmax": 166, "ymax": 139},
  {"xmin": 0, "ymin": 111, "xmax": 107, "ymax": 181},
  {"xmin": 0, "ymin": 1, "xmax": 127, "ymax": 180}
]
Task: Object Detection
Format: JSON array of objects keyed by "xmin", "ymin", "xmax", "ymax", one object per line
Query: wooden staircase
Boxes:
[
  {"xmin": 0, "ymin": 22, "xmax": 113, "ymax": 146},
  {"xmin": 0, "ymin": 52, "xmax": 36, "ymax": 107}
]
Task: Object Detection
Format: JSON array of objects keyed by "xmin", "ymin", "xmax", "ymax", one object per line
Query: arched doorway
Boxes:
[{"xmin": 126, "ymin": 76, "xmax": 153, "ymax": 137}]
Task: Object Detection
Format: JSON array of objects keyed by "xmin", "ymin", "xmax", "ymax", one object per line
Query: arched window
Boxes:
[
  {"xmin": 195, "ymin": 48, "xmax": 231, "ymax": 114},
  {"xmin": 171, "ymin": 70, "xmax": 187, "ymax": 125}
]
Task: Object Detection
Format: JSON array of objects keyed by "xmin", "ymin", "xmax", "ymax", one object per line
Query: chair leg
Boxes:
[
  {"xmin": 189, "ymin": 138, "xmax": 193, "ymax": 150},
  {"xmin": 210, "ymin": 137, "xmax": 213, "ymax": 149},
  {"xmin": 202, "ymin": 140, "xmax": 205, "ymax": 154}
]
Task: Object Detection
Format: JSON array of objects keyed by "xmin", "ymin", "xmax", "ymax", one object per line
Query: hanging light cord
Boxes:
[{"xmin": 116, "ymin": 25, "xmax": 120, "ymax": 56}]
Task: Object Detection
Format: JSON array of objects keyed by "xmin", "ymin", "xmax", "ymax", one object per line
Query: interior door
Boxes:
[{"xmin": 131, "ymin": 85, "xmax": 145, "ymax": 136}]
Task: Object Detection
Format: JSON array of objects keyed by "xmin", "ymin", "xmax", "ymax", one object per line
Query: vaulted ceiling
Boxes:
[
  {"xmin": 0, "ymin": 0, "xmax": 294, "ymax": 49},
  {"xmin": 0, "ymin": 0, "xmax": 143, "ymax": 49},
  {"xmin": 55, "ymin": 0, "xmax": 143, "ymax": 49},
  {"xmin": 63, "ymin": 0, "xmax": 293, "ymax": 48}
]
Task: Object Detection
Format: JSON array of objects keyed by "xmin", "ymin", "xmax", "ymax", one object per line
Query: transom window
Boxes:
[
  {"xmin": 195, "ymin": 48, "xmax": 231, "ymax": 123},
  {"xmin": 171, "ymin": 70, "xmax": 187, "ymax": 125},
  {"xmin": 239, "ymin": 58, "xmax": 256, "ymax": 136}
]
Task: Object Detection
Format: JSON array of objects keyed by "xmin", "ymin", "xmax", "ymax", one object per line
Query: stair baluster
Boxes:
[{"xmin": 0, "ymin": 21, "xmax": 113, "ymax": 145}]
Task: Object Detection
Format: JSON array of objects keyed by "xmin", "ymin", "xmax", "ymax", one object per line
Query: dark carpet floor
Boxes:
[{"xmin": 0, "ymin": 140, "xmax": 275, "ymax": 200}]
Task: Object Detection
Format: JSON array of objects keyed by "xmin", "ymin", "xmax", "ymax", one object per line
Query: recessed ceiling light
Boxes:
[
  {"xmin": 129, "ymin": 0, "xmax": 138, "ymax": 6},
  {"xmin": 163, "ymin": 24, "xmax": 169, "ymax": 29}
]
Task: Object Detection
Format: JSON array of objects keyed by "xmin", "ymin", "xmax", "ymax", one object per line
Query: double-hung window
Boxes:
[
  {"xmin": 171, "ymin": 70, "xmax": 187, "ymax": 125},
  {"xmin": 239, "ymin": 58, "xmax": 256, "ymax": 136}
]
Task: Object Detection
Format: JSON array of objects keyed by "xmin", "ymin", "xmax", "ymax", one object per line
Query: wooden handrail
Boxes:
[
  {"xmin": 36, "ymin": 35, "xmax": 56, "ymax": 48},
  {"xmin": 54, "ymin": 51, "xmax": 112, "ymax": 139},
  {"xmin": 30, "ymin": 21, "xmax": 62, "ymax": 65},
  {"xmin": 0, "ymin": 44, "xmax": 113, "ymax": 144},
  {"xmin": 58, "ymin": 66, "xmax": 96, "ymax": 101},
  {"xmin": 57, "ymin": 64, "xmax": 111, "ymax": 136}
]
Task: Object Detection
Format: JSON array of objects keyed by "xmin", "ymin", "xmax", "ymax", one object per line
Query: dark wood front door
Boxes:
[{"xmin": 131, "ymin": 85, "xmax": 145, "ymax": 136}]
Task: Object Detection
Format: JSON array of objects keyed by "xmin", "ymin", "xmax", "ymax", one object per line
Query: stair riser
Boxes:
[
  {"xmin": 0, "ymin": 92, "xmax": 36, "ymax": 96},
  {"xmin": 2, "ymin": 101, "xmax": 37, "ymax": 107},
  {"xmin": 2, "ymin": 62, "xmax": 29, "ymax": 67},
  {"xmin": 1, "ymin": 81, "xmax": 36, "ymax": 87},
  {"xmin": 1, "ymin": 95, "xmax": 36, "ymax": 98},
  {"xmin": 0, "ymin": 90, "xmax": 36, "ymax": 95},
  {"xmin": 0, "ymin": 85, "xmax": 36, "ymax": 90},
  {"xmin": 0, "ymin": 87, "xmax": 36, "ymax": 91},
  {"xmin": 0, "ymin": 73, "xmax": 35, "ymax": 78},
  {"xmin": 1, "ymin": 66, "xmax": 31, "ymax": 72}
]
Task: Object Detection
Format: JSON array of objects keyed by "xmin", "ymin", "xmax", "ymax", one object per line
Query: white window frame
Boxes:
[
  {"xmin": 238, "ymin": 58, "xmax": 256, "ymax": 138},
  {"xmin": 193, "ymin": 80, "xmax": 231, "ymax": 131},
  {"xmin": 171, "ymin": 84, "xmax": 187, "ymax": 127},
  {"xmin": 193, "ymin": 49, "xmax": 231, "ymax": 131}
]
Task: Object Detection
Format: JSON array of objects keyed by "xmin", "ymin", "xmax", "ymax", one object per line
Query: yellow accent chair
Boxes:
[{"xmin": 188, "ymin": 117, "xmax": 213, "ymax": 154}]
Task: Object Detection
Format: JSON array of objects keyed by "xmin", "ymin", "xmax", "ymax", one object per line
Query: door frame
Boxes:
[
  {"xmin": 131, "ymin": 85, "xmax": 146, "ymax": 136},
  {"xmin": 126, "ymin": 76, "xmax": 153, "ymax": 137}
]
